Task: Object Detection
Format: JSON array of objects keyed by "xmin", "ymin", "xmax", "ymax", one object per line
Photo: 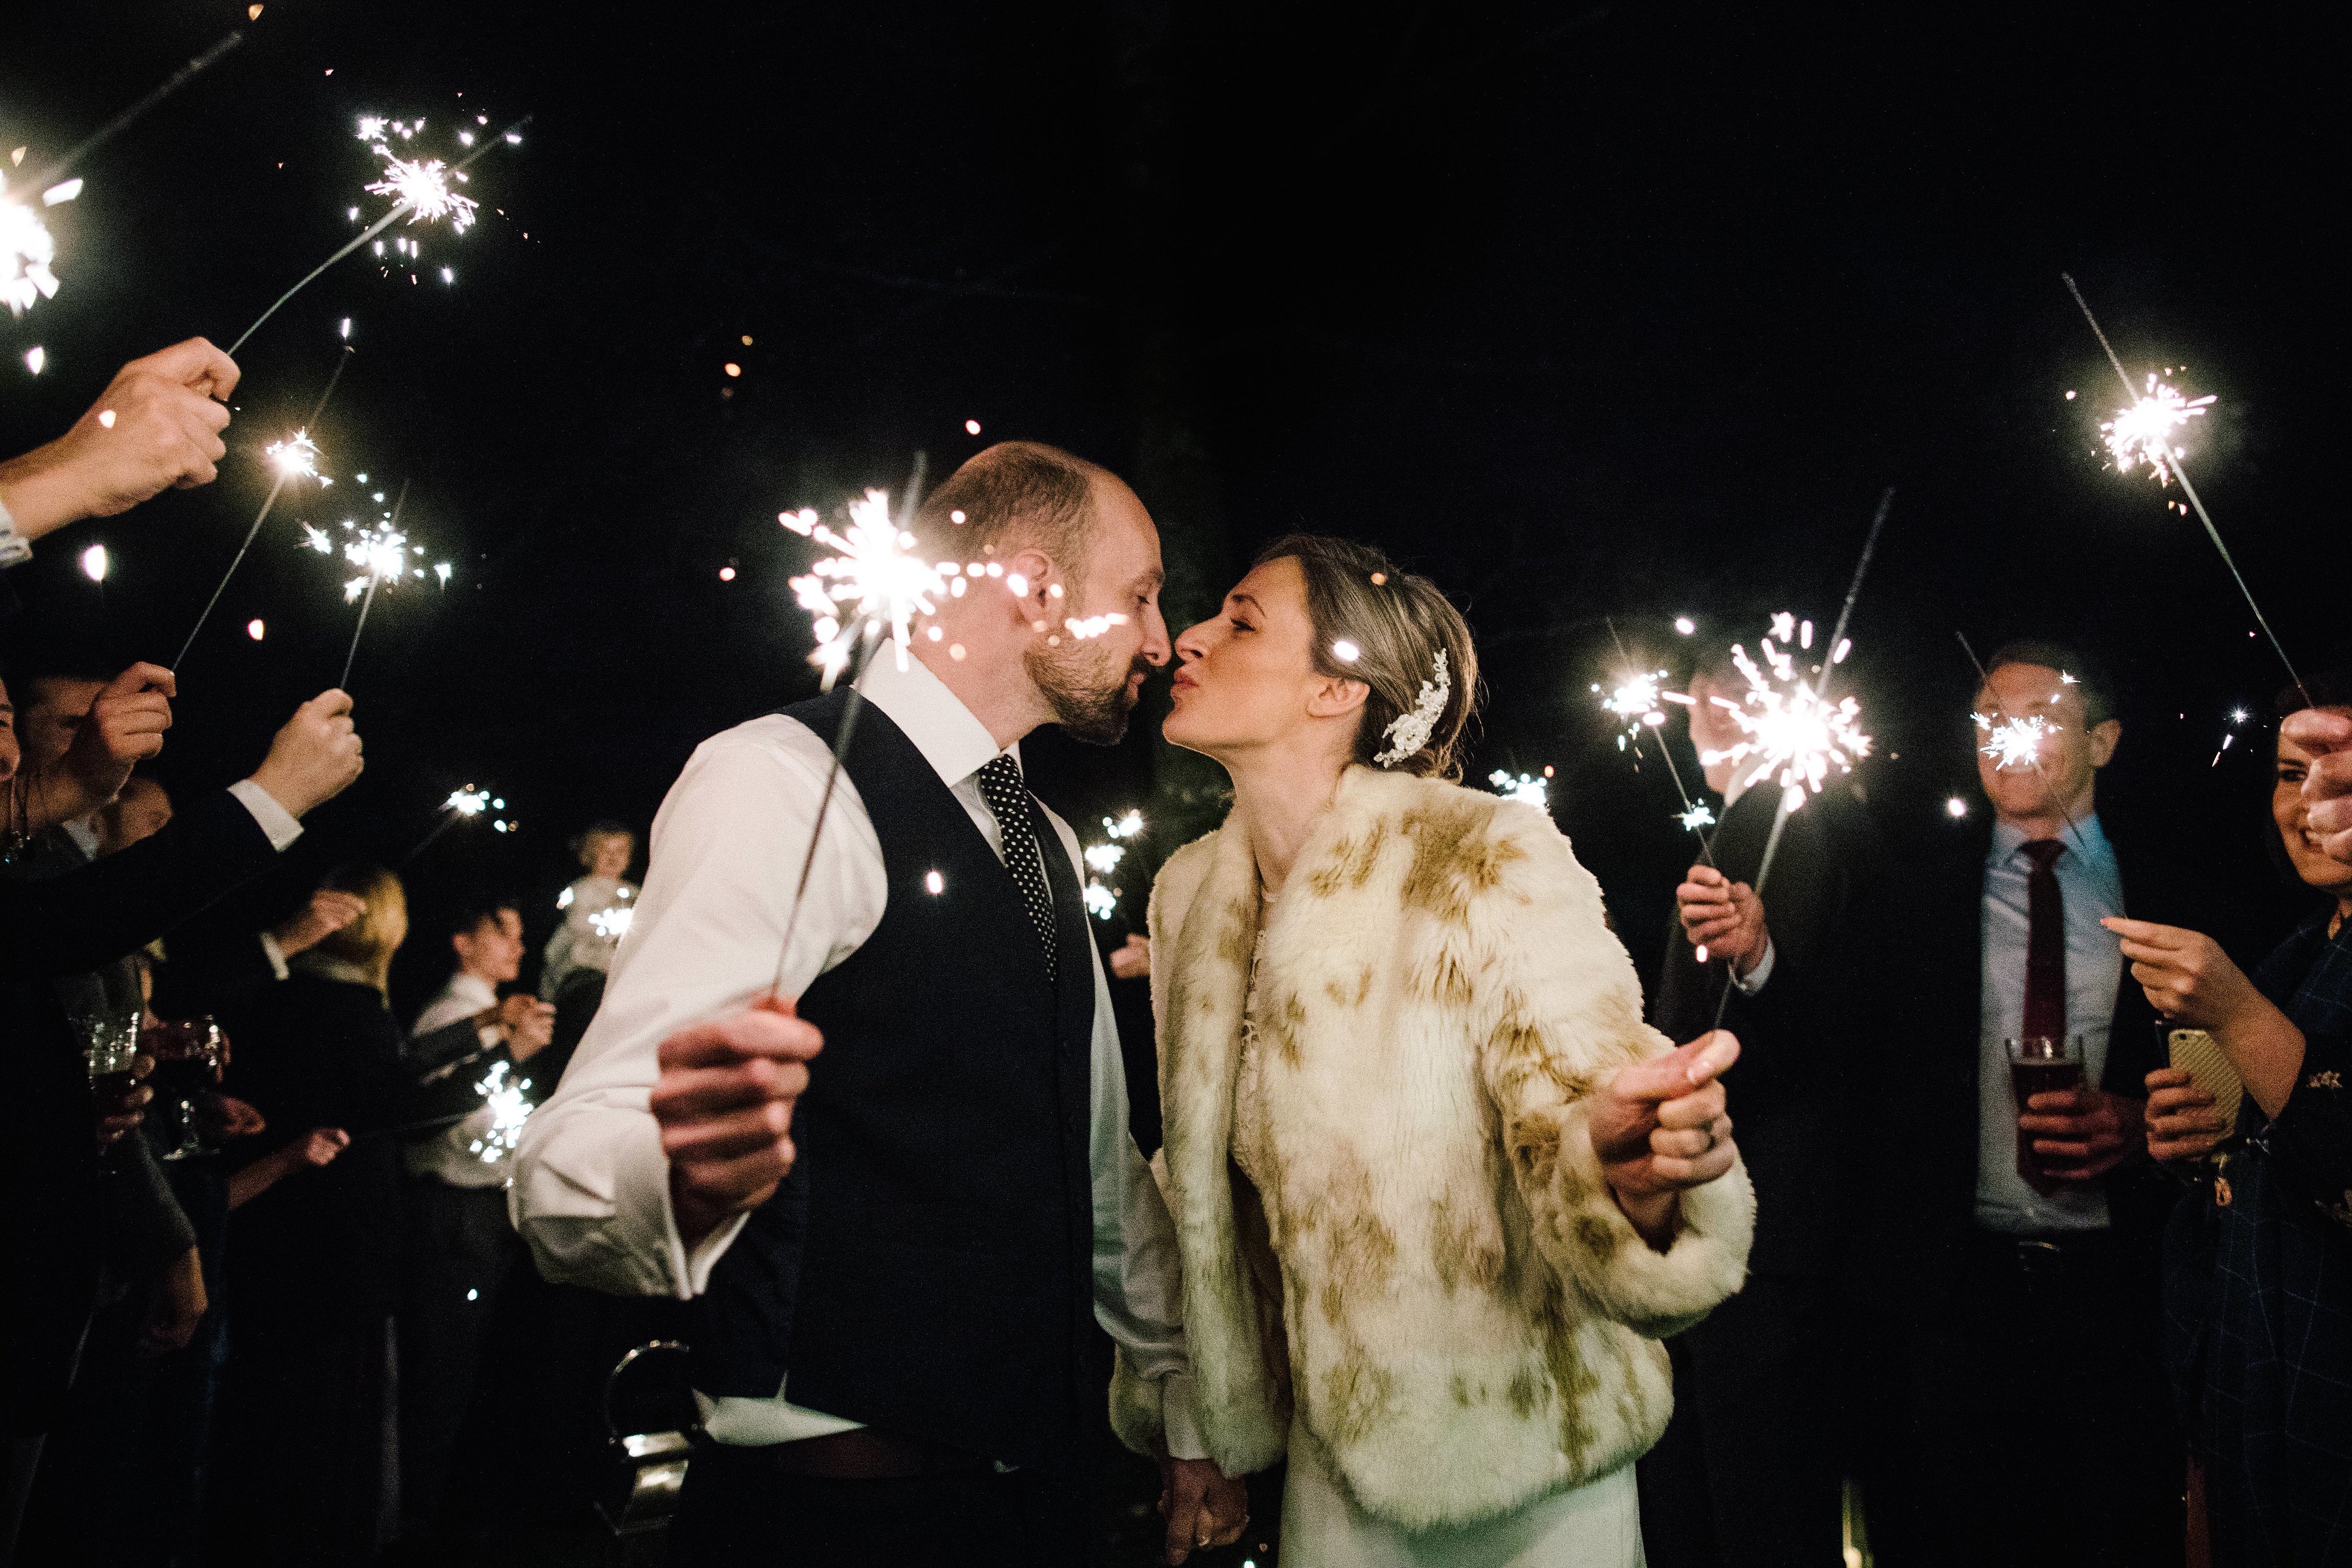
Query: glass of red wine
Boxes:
[
  {"xmin": 142, "ymin": 1019, "xmax": 227, "ymax": 1160},
  {"xmin": 75, "ymin": 1012, "xmax": 144, "ymax": 1139},
  {"xmin": 2006, "ymin": 1034, "xmax": 2087, "ymax": 1186}
]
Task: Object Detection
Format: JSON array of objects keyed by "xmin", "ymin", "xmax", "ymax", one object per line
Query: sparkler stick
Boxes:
[
  {"xmin": 340, "ymin": 478, "xmax": 408, "ymax": 689},
  {"xmin": 1605, "ymin": 617, "xmax": 1719, "ymax": 869},
  {"xmin": 769, "ymin": 455, "xmax": 930, "ymax": 996},
  {"xmin": 18, "ymin": 32, "xmax": 246, "ymax": 196},
  {"xmin": 1707, "ymin": 488, "xmax": 1893, "ymax": 1032},
  {"xmin": 174, "ymin": 347, "xmax": 352, "ymax": 668},
  {"xmin": 2060, "ymin": 273, "xmax": 2308, "ymax": 705},
  {"xmin": 225, "ymin": 115, "xmax": 531, "ymax": 357}
]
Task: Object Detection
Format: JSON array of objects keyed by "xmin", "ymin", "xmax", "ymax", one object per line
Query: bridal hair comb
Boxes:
[{"xmin": 1375, "ymin": 649, "xmax": 1449, "ymax": 768}]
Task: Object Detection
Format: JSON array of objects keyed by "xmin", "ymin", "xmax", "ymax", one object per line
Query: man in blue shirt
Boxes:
[{"xmin": 1861, "ymin": 641, "xmax": 2195, "ymax": 1568}]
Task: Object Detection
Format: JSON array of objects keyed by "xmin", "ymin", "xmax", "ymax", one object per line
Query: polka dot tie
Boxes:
[{"xmin": 976, "ymin": 754, "xmax": 1058, "ymax": 983}]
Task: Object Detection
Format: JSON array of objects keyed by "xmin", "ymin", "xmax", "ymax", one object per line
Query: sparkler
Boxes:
[
  {"xmin": 1490, "ymin": 770, "xmax": 1550, "ymax": 808},
  {"xmin": 783, "ymin": 485, "xmax": 954, "ymax": 682},
  {"xmin": 1706, "ymin": 489, "xmax": 1895, "ymax": 1030},
  {"xmin": 225, "ymin": 112, "xmax": 529, "ymax": 357},
  {"xmin": 401, "ymin": 785, "xmax": 511, "ymax": 862},
  {"xmin": 336, "ymin": 480, "xmax": 449, "ymax": 689},
  {"xmin": 175, "ymin": 348, "xmax": 353, "ymax": 668},
  {"xmin": 588, "ymin": 906, "xmax": 634, "ymax": 942},
  {"xmin": 465, "ymin": 1060, "xmax": 533, "ymax": 1165},
  {"xmin": 1956, "ymin": 631, "xmax": 2090, "ymax": 857},
  {"xmin": 2061, "ymin": 273, "xmax": 2308, "ymax": 704},
  {"xmin": 1975, "ymin": 711, "xmax": 2057, "ymax": 771},
  {"xmin": 770, "ymin": 457, "xmax": 930, "ymax": 994},
  {"xmin": 1601, "ymin": 619, "xmax": 1720, "ymax": 855}
]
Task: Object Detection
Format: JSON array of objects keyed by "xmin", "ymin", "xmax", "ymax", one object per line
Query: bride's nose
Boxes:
[{"xmin": 1173, "ymin": 621, "xmax": 1213, "ymax": 663}]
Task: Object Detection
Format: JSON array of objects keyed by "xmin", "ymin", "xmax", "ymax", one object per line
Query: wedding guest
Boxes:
[
  {"xmin": 539, "ymin": 822, "xmax": 638, "ymax": 1002},
  {"xmin": 2121, "ymin": 673, "xmax": 2352, "ymax": 1568},
  {"xmin": 1862, "ymin": 642, "xmax": 2200, "ymax": 1568},
  {"xmin": 205, "ymin": 866, "xmax": 459, "ymax": 1567},
  {"xmin": 2285, "ymin": 708, "xmax": 2352, "ymax": 865},
  {"xmin": 0, "ymin": 675, "xmax": 365, "ymax": 1561},
  {"xmin": 1639, "ymin": 647, "xmax": 1883, "ymax": 1568},
  {"xmin": 397, "ymin": 900, "xmax": 553, "ymax": 1547}
]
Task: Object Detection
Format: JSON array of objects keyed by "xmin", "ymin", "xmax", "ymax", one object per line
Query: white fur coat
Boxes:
[{"xmin": 1110, "ymin": 766, "xmax": 1756, "ymax": 1529}]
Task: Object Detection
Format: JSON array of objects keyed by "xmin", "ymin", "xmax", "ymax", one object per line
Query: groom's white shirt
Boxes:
[{"xmin": 512, "ymin": 652, "xmax": 1203, "ymax": 1454}]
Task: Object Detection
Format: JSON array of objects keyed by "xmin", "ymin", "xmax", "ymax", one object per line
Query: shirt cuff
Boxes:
[
  {"xmin": 227, "ymin": 778, "xmax": 304, "ymax": 851},
  {"xmin": 1732, "ymin": 937, "xmax": 1776, "ymax": 994},
  {"xmin": 0, "ymin": 492, "xmax": 29, "ymax": 567},
  {"xmin": 1158, "ymin": 1369, "xmax": 1209, "ymax": 1462},
  {"xmin": 257, "ymin": 930, "xmax": 290, "ymax": 981}
]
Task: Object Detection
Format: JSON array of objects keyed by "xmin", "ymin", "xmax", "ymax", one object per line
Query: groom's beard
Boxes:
[{"xmin": 1030, "ymin": 638, "xmax": 1149, "ymax": 747}]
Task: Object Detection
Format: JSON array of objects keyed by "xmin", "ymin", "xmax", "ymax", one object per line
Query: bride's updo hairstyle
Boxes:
[{"xmin": 1256, "ymin": 533, "xmax": 1480, "ymax": 781}]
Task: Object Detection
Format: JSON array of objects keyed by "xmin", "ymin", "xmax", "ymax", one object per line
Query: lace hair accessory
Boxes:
[{"xmin": 1375, "ymin": 649, "xmax": 1450, "ymax": 768}]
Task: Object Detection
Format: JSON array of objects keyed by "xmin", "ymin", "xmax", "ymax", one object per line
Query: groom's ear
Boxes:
[
  {"xmin": 992, "ymin": 546, "xmax": 1058, "ymax": 630},
  {"xmin": 1305, "ymin": 676, "xmax": 1369, "ymax": 721}
]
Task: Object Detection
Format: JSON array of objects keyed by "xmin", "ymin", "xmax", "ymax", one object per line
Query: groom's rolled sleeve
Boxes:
[{"xmin": 512, "ymin": 718, "xmax": 879, "ymax": 1299}]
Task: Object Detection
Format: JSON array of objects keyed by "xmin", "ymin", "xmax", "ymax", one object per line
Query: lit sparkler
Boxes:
[
  {"xmin": 266, "ymin": 429, "xmax": 323, "ymax": 484},
  {"xmin": 588, "ymin": 905, "xmax": 634, "ymax": 942},
  {"xmin": 1490, "ymin": 770, "xmax": 1549, "ymax": 808},
  {"xmin": 2100, "ymin": 373, "xmax": 2213, "ymax": 486},
  {"xmin": 1104, "ymin": 811, "xmax": 1144, "ymax": 841},
  {"xmin": 2061, "ymin": 273, "xmax": 2308, "ymax": 703},
  {"xmin": 1083, "ymin": 842, "xmax": 1125, "ymax": 875},
  {"xmin": 783, "ymin": 487, "xmax": 954, "ymax": 683},
  {"xmin": 1701, "ymin": 622, "xmax": 1872, "ymax": 808},
  {"xmin": 446, "ymin": 786, "xmax": 490, "ymax": 817},
  {"xmin": 1, "ymin": 172, "xmax": 78, "ymax": 317},
  {"xmin": 466, "ymin": 1060, "xmax": 533, "ymax": 1165},
  {"xmin": 1083, "ymin": 881, "xmax": 1119, "ymax": 921},
  {"xmin": 1594, "ymin": 668, "xmax": 1671, "ymax": 750},
  {"xmin": 1677, "ymin": 802, "xmax": 1717, "ymax": 832},
  {"xmin": 1975, "ymin": 711, "xmax": 2057, "ymax": 771}
]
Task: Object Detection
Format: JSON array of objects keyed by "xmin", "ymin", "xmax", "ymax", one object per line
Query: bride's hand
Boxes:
[{"xmin": 1590, "ymin": 1032, "xmax": 1740, "ymax": 1249}]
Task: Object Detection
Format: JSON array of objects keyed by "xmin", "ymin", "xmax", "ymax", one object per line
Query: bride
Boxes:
[{"xmin": 1114, "ymin": 536, "xmax": 1756, "ymax": 1564}]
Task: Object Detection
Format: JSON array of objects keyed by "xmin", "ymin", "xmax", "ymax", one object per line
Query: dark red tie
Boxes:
[{"xmin": 2021, "ymin": 838, "xmax": 2067, "ymax": 1039}]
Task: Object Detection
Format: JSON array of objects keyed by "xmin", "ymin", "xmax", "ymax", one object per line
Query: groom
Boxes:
[{"xmin": 513, "ymin": 442, "xmax": 1245, "ymax": 1565}]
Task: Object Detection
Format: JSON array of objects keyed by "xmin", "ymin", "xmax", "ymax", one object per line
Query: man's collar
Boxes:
[
  {"xmin": 445, "ymin": 971, "xmax": 499, "ymax": 1008},
  {"xmin": 854, "ymin": 650, "xmax": 1018, "ymax": 789},
  {"xmin": 1989, "ymin": 809, "xmax": 2110, "ymax": 863}
]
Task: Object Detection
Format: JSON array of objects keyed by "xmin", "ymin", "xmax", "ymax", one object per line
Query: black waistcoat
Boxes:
[{"xmin": 687, "ymin": 690, "xmax": 1102, "ymax": 1468}]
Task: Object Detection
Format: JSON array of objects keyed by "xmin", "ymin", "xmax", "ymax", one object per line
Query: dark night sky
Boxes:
[{"xmin": 5, "ymin": 3, "xmax": 2341, "ymax": 1003}]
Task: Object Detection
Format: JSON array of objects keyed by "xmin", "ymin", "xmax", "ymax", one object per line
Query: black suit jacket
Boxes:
[
  {"xmin": 0, "ymin": 789, "xmax": 281, "ymax": 1433},
  {"xmin": 1864, "ymin": 804, "xmax": 2203, "ymax": 1313},
  {"xmin": 1651, "ymin": 780, "xmax": 1884, "ymax": 1279}
]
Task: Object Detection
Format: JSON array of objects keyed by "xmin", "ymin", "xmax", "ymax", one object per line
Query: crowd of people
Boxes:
[{"xmin": 5, "ymin": 342, "xmax": 2349, "ymax": 1568}]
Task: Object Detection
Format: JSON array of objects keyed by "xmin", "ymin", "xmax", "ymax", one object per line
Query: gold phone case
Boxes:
[{"xmin": 2168, "ymin": 1028, "xmax": 2244, "ymax": 1131}]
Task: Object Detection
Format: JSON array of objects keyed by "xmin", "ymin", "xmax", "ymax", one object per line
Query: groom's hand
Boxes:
[{"xmin": 652, "ymin": 994, "xmax": 823, "ymax": 1249}]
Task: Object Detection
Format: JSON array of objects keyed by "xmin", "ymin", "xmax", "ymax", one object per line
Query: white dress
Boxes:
[{"xmin": 1233, "ymin": 904, "xmax": 1647, "ymax": 1568}]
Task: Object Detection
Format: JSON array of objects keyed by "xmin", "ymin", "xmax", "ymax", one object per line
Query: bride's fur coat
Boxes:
[{"xmin": 1111, "ymin": 766, "xmax": 1756, "ymax": 1529}]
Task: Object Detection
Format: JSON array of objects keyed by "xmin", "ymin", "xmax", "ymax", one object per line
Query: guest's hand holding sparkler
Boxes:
[
  {"xmin": 245, "ymin": 690, "xmax": 364, "ymax": 818},
  {"xmin": 651, "ymin": 996, "xmax": 825, "ymax": 1248},
  {"xmin": 1676, "ymin": 863, "xmax": 1769, "ymax": 977},
  {"xmin": 267, "ymin": 888, "xmax": 367, "ymax": 958},
  {"xmin": 497, "ymin": 993, "xmax": 557, "ymax": 1061},
  {"xmin": 15, "ymin": 662, "xmax": 179, "ymax": 833},
  {"xmin": 0, "ymin": 338, "xmax": 238, "ymax": 540},
  {"xmin": 2284, "ymin": 708, "xmax": 2352, "ymax": 865},
  {"xmin": 1591, "ymin": 1031, "xmax": 1741, "ymax": 1249}
]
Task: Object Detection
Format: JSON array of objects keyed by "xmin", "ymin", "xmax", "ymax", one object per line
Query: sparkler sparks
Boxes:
[
  {"xmin": 1593, "ymin": 668, "xmax": 1672, "ymax": 751},
  {"xmin": 1490, "ymin": 770, "xmax": 1549, "ymax": 808},
  {"xmin": 1975, "ymin": 711, "xmax": 2058, "ymax": 771},
  {"xmin": 783, "ymin": 487, "xmax": 953, "ymax": 684},
  {"xmin": 1, "ymin": 172, "xmax": 78, "ymax": 317},
  {"xmin": 1677, "ymin": 802, "xmax": 1718, "ymax": 832},
  {"xmin": 1104, "ymin": 811, "xmax": 1145, "ymax": 841},
  {"xmin": 588, "ymin": 906, "xmax": 634, "ymax": 942},
  {"xmin": 444, "ymin": 786, "xmax": 490, "ymax": 817},
  {"xmin": 466, "ymin": 1060, "xmax": 533, "ymax": 1165},
  {"xmin": 1083, "ymin": 881, "xmax": 1119, "ymax": 921},
  {"xmin": 2100, "ymin": 372, "xmax": 2214, "ymax": 486},
  {"xmin": 266, "ymin": 430, "xmax": 323, "ymax": 483},
  {"xmin": 1700, "ymin": 618, "xmax": 1873, "ymax": 806},
  {"xmin": 359, "ymin": 116, "xmax": 478, "ymax": 234}
]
